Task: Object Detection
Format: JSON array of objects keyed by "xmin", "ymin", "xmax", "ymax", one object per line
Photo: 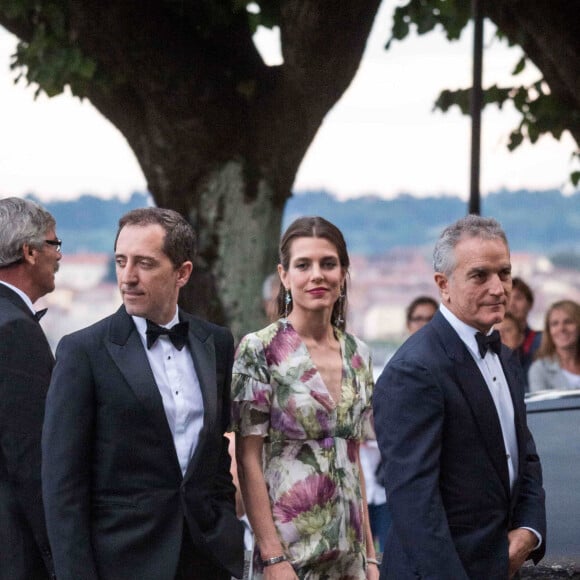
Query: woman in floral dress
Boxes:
[{"xmin": 232, "ymin": 217, "xmax": 380, "ymax": 580}]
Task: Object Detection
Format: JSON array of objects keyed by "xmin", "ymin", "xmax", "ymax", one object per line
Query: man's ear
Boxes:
[
  {"xmin": 22, "ymin": 243, "xmax": 36, "ymax": 264},
  {"xmin": 434, "ymin": 272, "xmax": 450, "ymax": 303},
  {"xmin": 176, "ymin": 261, "xmax": 193, "ymax": 288}
]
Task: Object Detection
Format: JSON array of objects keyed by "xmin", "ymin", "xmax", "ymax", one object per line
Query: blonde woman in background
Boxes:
[{"xmin": 528, "ymin": 299, "xmax": 580, "ymax": 392}]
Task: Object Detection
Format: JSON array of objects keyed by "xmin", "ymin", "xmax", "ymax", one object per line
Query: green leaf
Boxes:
[
  {"xmin": 433, "ymin": 88, "xmax": 470, "ymax": 115},
  {"xmin": 508, "ymin": 129, "xmax": 524, "ymax": 151},
  {"xmin": 5, "ymin": 1, "xmax": 105, "ymax": 99},
  {"xmin": 296, "ymin": 444, "xmax": 321, "ymax": 472},
  {"xmin": 387, "ymin": 0, "xmax": 472, "ymax": 46},
  {"xmin": 571, "ymin": 171, "xmax": 580, "ymax": 187},
  {"xmin": 527, "ymin": 122, "xmax": 540, "ymax": 144},
  {"xmin": 512, "ymin": 87, "xmax": 529, "ymax": 110},
  {"xmin": 485, "ymin": 84, "xmax": 510, "ymax": 108},
  {"xmin": 512, "ymin": 55, "xmax": 526, "ymax": 76}
]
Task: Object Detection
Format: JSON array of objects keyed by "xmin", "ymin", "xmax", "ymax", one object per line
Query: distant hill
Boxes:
[
  {"xmin": 32, "ymin": 188, "xmax": 580, "ymax": 259},
  {"xmin": 28, "ymin": 192, "xmax": 151, "ymax": 255},
  {"xmin": 284, "ymin": 189, "xmax": 580, "ymax": 256}
]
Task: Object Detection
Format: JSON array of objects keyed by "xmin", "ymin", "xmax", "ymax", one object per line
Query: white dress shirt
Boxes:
[
  {"xmin": 360, "ymin": 440, "xmax": 387, "ymax": 505},
  {"xmin": 440, "ymin": 305, "xmax": 541, "ymax": 547},
  {"xmin": 440, "ymin": 304, "xmax": 518, "ymax": 487},
  {"xmin": 133, "ymin": 312, "xmax": 204, "ymax": 476}
]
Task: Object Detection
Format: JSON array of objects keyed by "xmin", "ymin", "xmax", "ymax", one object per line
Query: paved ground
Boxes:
[{"xmin": 521, "ymin": 560, "xmax": 579, "ymax": 578}]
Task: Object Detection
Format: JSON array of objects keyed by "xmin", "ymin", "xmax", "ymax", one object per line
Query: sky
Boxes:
[{"xmin": 0, "ymin": 1, "xmax": 577, "ymax": 202}]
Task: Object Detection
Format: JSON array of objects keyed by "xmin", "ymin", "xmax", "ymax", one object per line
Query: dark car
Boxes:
[{"xmin": 526, "ymin": 389, "xmax": 580, "ymax": 563}]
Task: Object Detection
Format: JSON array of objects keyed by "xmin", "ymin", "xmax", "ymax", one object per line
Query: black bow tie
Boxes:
[
  {"xmin": 145, "ymin": 320, "xmax": 189, "ymax": 350},
  {"xmin": 35, "ymin": 308, "xmax": 48, "ymax": 321},
  {"xmin": 475, "ymin": 330, "xmax": 502, "ymax": 358}
]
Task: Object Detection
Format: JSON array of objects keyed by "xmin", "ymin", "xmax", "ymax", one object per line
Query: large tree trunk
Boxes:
[
  {"xmin": 0, "ymin": 0, "xmax": 381, "ymax": 340},
  {"xmin": 181, "ymin": 160, "xmax": 284, "ymax": 341}
]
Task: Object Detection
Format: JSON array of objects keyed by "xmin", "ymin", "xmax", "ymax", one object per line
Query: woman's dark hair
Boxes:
[
  {"xmin": 277, "ymin": 216, "xmax": 349, "ymax": 331},
  {"xmin": 512, "ymin": 277, "xmax": 534, "ymax": 307}
]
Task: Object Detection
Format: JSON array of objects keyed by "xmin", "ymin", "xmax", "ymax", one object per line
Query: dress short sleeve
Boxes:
[{"xmin": 231, "ymin": 332, "xmax": 272, "ymax": 437}]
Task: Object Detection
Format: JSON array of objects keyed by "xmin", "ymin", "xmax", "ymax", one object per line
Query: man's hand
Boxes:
[{"xmin": 508, "ymin": 528, "xmax": 537, "ymax": 578}]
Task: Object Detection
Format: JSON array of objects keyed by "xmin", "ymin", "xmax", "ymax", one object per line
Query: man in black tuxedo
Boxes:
[
  {"xmin": 42, "ymin": 207, "xmax": 244, "ymax": 580},
  {"xmin": 0, "ymin": 197, "xmax": 61, "ymax": 580},
  {"xmin": 373, "ymin": 215, "xmax": 546, "ymax": 579}
]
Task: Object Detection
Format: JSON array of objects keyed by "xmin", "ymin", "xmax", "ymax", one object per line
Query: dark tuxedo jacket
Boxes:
[
  {"xmin": 373, "ymin": 311, "xmax": 546, "ymax": 580},
  {"xmin": 42, "ymin": 305, "xmax": 244, "ymax": 580},
  {"xmin": 0, "ymin": 283, "xmax": 54, "ymax": 580}
]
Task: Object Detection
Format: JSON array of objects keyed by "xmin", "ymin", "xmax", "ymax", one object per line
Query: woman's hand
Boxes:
[{"xmin": 263, "ymin": 560, "xmax": 299, "ymax": 579}]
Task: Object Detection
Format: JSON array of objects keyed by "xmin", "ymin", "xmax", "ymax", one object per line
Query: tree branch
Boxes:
[{"xmin": 484, "ymin": 0, "xmax": 580, "ymax": 145}]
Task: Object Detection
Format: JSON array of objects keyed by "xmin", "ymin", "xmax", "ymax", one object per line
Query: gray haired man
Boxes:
[
  {"xmin": 374, "ymin": 214, "xmax": 546, "ymax": 579},
  {"xmin": 0, "ymin": 197, "xmax": 61, "ymax": 580}
]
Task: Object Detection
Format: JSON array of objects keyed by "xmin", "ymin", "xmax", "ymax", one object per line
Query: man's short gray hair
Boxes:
[
  {"xmin": 0, "ymin": 197, "xmax": 56, "ymax": 267},
  {"xmin": 433, "ymin": 214, "xmax": 509, "ymax": 276}
]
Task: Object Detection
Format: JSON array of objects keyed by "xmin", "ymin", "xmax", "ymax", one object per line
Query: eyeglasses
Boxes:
[
  {"xmin": 409, "ymin": 316, "xmax": 433, "ymax": 324},
  {"xmin": 45, "ymin": 238, "xmax": 62, "ymax": 253}
]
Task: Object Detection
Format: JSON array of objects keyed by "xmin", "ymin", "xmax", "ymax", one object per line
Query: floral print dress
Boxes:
[{"xmin": 231, "ymin": 320, "xmax": 375, "ymax": 580}]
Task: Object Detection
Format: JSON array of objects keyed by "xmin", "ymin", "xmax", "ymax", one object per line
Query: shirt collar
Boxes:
[
  {"xmin": 0, "ymin": 281, "xmax": 36, "ymax": 314},
  {"xmin": 439, "ymin": 303, "xmax": 494, "ymax": 360},
  {"xmin": 132, "ymin": 309, "xmax": 180, "ymax": 340}
]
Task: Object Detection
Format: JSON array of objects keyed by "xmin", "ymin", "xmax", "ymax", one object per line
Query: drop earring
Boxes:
[
  {"xmin": 335, "ymin": 287, "xmax": 345, "ymax": 327},
  {"xmin": 283, "ymin": 289, "xmax": 292, "ymax": 329}
]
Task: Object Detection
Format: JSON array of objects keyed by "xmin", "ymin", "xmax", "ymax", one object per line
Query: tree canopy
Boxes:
[
  {"xmin": 387, "ymin": 0, "xmax": 580, "ymax": 183},
  {"xmin": 0, "ymin": 0, "xmax": 381, "ymax": 338}
]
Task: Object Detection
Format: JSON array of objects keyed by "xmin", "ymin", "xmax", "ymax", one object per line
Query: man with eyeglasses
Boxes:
[{"xmin": 0, "ymin": 196, "xmax": 61, "ymax": 580}]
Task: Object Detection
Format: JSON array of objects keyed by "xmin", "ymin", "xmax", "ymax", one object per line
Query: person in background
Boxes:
[
  {"xmin": 374, "ymin": 214, "xmax": 546, "ymax": 579},
  {"xmin": 528, "ymin": 299, "xmax": 580, "ymax": 392},
  {"xmin": 359, "ymin": 439, "xmax": 388, "ymax": 554},
  {"xmin": 232, "ymin": 216, "xmax": 379, "ymax": 579},
  {"xmin": 42, "ymin": 207, "xmax": 243, "ymax": 580},
  {"xmin": 509, "ymin": 277, "xmax": 542, "ymax": 378},
  {"xmin": 405, "ymin": 295, "xmax": 438, "ymax": 334},
  {"xmin": 0, "ymin": 197, "xmax": 60, "ymax": 580},
  {"xmin": 497, "ymin": 311, "xmax": 525, "ymax": 352}
]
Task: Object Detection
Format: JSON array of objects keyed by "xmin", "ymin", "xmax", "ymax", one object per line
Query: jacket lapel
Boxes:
[
  {"xmin": 500, "ymin": 347, "xmax": 527, "ymax": 489},
  {"xmin": 433, "ymin": 313, "xmax": 511, "ymax": 496},
  {"xmin": 182, "ymin": 312, "xmax": 217, "ymax": 481},
  {"xmin": 105, "ymin": 306, "xmax": 182, "ymax": 476},
  {"xmin": 0, "ymin": 284, "xmax": 55, "ymax": 365},
  {"xmin": 0, "ymin": 283, "xmax": 38, "ymax": 320}
]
